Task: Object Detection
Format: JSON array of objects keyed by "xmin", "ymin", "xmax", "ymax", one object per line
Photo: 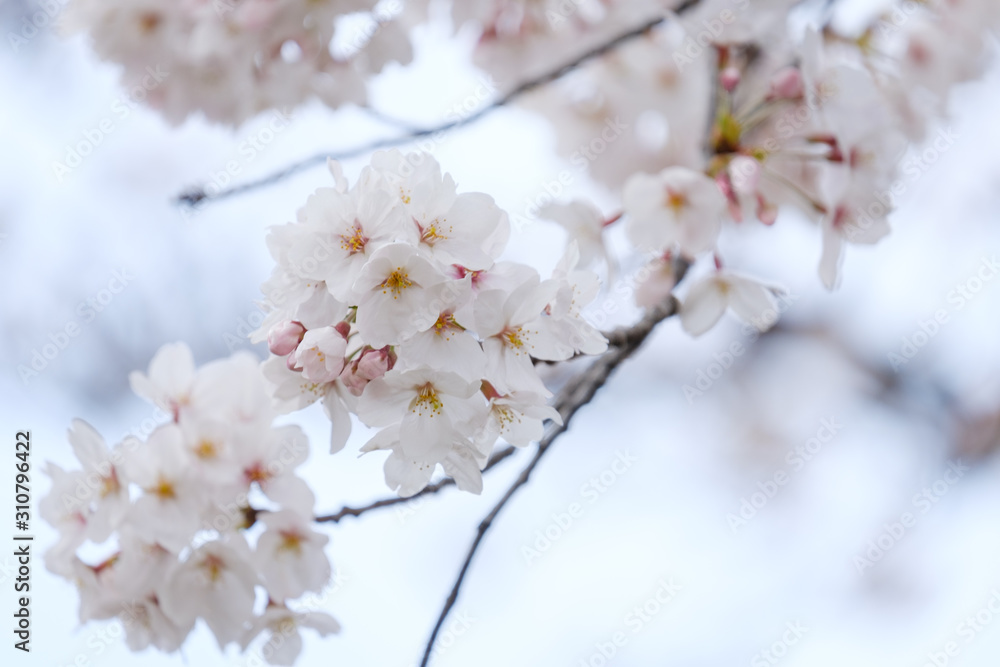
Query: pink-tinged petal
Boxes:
[
  {"xmin": 261, "ymin": 474, "xmax": 316, "ymax": 516},
  {"xmin": 727, "ymin": 277, "xmax": 778, "ymax": 326},
  {"xmin": 819, "ymin": 223, "xmax": 845, "ymax": 290},
  {"xmin": 384, "ymin": 452, "xmax": 435, "ymax": 498},
  {"xmin": 356, "ymin": 376, "xmax": 414, "ymax": 426},
  {"xmin": 844, "ymin": 215, "xmax": 891, "ymax": 245},
  {"xmin": 680, "ymin": 278, "xmax": 728, "ymax": 336},
  {"xmin": 300, "ymin": 611, "xmax": 341, "ymax": 635},
  {"xmin": 68, "ymin": 419, "xmax": 109, "ymax": 470},
  {"xmin": 442, "ymin": 447, "xmax": 484, "ymax": 495},
  {"xmin": 266, "ymin": 628, "xmax": 304, "ymax": 666},
  {"xmin": 322, "ymin": 392, "xmax": 352, "ymax": 454}
]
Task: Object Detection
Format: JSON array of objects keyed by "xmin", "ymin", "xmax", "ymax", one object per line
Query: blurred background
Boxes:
[{"xmin": 2, "ymin": 0, "xmax": 1000, "ymax": 665}]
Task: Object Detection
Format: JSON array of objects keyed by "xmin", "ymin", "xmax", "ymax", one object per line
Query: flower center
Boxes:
[
  {"xmin": 202, "ymin": 554, "xmax": 225, "ymax": 582},
  {"xmin": 502, "ymin": 327, "xmax": 525, "ymax": 349},
  {"xmin": 418, "ymin": 218, "xmax": 450, "ymax": 246},
  {"xmin": 194, "ymin": 439, "xmax": 218, "ymax": 460},
  {"xmin": 245, "ymin": 462, "xmax": 271, "ymax": 484},
  {"xmin": 152, "ymin": 476, "xmax": 176, "ymax": 500},
  {"xmin": 432, "ymin": 313, "xmax": 463, "ymax": 338},
  {"xmin": 340, "ymin": 223, "xmax": 368, "ymax": 255},
  {"xmin": 493, "ymin": 405, "xmax": 520, "ymax": 431},
  {"xmin": 411, "ymin": 384, "xmax": 443, "ymax": 416},
  {"xmin": 665, "ymin": 190, "xmax": 687, "ymax": 215},
  {"xmin": 379, "ymin": 268, "xmax": 413, "ymax": 298},
  {"xmin": 279, "ymin": 531, "xmax": 305, "ymax": 555},
  {"xmin": 99, "ymin": 469, "xmax": 121, "ymax": 498}
]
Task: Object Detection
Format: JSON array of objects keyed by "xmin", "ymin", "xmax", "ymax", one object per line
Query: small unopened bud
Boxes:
[
  {"xmin": 756, "ymin": 194, "xmax": 778, "ymax": 225},
  {"xmin": 338, "ymin": 362, "xmax": 368, "ymax": 396},
  {"xmin": 720, "ymin": 66, "xmax": 741, "ymax": 92},
  {"xmin": 334, "ymin": 321, "xmax": 351, "ymax": 339},
  {"xmin": 357, "ymin": 346, "xmax": 395, "ymax": 381},
  {"xmin": 269, "ymin": 321, "xmax": 306, "ymax": 356},
  {"xmin": 769, "ymin": 67, "xmax": 803, "ymax": 99}
]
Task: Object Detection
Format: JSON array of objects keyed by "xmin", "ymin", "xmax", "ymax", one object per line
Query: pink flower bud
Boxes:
[
  {"xmin": 728, "ymin": 156, "xmax": 760, "ymax": 196},
  {"xmin": 769, "ymin": 67, "xmax": 803, "ymax": 100},
  {"xmin": 356, "ymin": 346, "xmax": 395, "ymax": 381},
  {"xmin": 756, "ymin": 194, "xmax": 778, "ymax": 225},
  {"xmin": 338, "ymin": 362, "xmax": 368, "ymax": 396},
  {"xmin": 720, "ymin": 66, "xmax": 741, "ymax": 92},
  {"xmin": 334, "ymin": 321, "xmax": 351, "ymax": 339},
  {"xmin": 269, "ymin": 321, "xmax": 305, "ymax": 356}
]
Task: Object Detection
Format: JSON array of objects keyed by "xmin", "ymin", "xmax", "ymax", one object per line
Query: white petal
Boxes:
[
  {"xmin": 819, "ymin": 223, "xmax": 844, "ymax": 290},
  {"xmin": 680, "ymin": 278, "xmax": 728, "ymax": 336}
]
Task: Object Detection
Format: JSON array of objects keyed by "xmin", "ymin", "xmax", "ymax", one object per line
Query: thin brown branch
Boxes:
[
  {"xmin": 417, "ymin": 259, "xmax": 688, "ymax": 666},
  {"xmin": 315, "ymin": 444, "xmax": 518, "ymax": 523},
  {"xmin": 174, "ymin": 0, "xmax": 703, "ymax": 208}
]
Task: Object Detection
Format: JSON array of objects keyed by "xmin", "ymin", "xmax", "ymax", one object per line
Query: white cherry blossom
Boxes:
[
  {"xmin": 681, "ymin": 271, "xmax": 779, "ymax": 337},
  {"xmin": 623, "ymin": 167, "xmax": 726, "ymax": 255}
]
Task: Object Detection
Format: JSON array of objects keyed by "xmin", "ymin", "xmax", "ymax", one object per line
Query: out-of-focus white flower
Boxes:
[
  {"xmin": 681, "ymin": 272, "xmax": 779, "ymax": 337},
  {"xmin": 159, "ymin": 536, "xmax": 259, "ymax": 648},
  {"xmin": 241, "ymin": 604, "xmax": 341, "ymax": 666},
  {"xmin": 63, "ymin": 0, "xmax": 413, "ymax": 125},
  {"xmin": 124, "ymin": 424, "xmax": 202, "ymax": 552},
  {"xmin": 254, "ymin": 510, "xmax": 332, "ymax": 602},
  {"xmin": 538, "ymin": 200, "xmax": 609, "ymax": 267},
  {"xmin": 43, "ymin": 343, "xmax": 336, "ymax": 659},
  {"xmin": 623, "ymin": 167, "xmax": 726, "ymax": 255}
]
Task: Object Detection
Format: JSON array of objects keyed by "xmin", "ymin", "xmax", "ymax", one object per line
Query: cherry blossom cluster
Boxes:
[
  {"xmin": 527, "ymin": 0, "xmax": 1000, "ymax": 335},
  {"xmin": 41, "ymin": 344, "xmax": 337, "ymax": 664},
  {"xmin": 453, "ymin": 0, "xmax": 676, "ymax": 83},
  {"xmin": 62, "ymin": 0, "xmax": 420, "ymax": 124},
  {"xmin": 252, "ymin": 150, "xmax": 606, "ymax": 496}
]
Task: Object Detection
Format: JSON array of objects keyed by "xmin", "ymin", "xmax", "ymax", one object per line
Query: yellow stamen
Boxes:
[{"xmin": 379, "ymin": 268, "xmax": 413, "ymax": 299}]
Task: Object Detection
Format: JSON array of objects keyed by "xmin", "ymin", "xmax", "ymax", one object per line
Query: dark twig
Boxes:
[
  {"xmin": 315, "ymin": 444, "xmax": 518, "ymax": 523},
  {"xmin": 175, "ymin": 1, "xmax": 703, "ymax": 208}
]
